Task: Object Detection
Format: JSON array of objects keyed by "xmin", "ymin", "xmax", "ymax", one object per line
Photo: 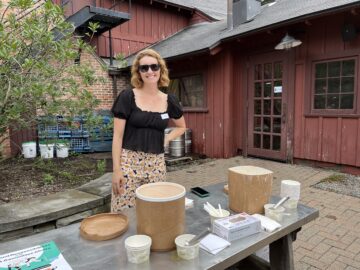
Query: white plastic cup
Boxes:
[
  {"xmin": 209, "ymin": 209, "xmax": 230, "ymax": 231},
  {"xmin": 281, "ymin": 180, "xmax": 301, "ymax": 211},
  {"xmin": 264, "ymin": 204, "xmax": 285, "ymax": 222},
  {"xmin": 125, "ymin": 235, "xmax": 152, "ymax": 264},
  {"xmin": 22, "ymin": 142, "xmax": 37, "ymax": 158},
  {"xmin": 175, "ymin": 234, "xmax": 199, "ymax": 260}
]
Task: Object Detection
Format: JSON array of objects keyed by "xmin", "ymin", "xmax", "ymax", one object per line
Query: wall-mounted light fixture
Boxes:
[{"xmin": 274, "ymin": 33, "xmax": 302, "ymax": 50}]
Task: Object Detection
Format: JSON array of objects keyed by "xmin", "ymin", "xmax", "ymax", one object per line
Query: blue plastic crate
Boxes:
[
  {"xmin": 70, "ymin": 138, "xmax": 90, "ymax": 152},
  {"xmin": 90, "ymin": 139, "xmax": 112, "ymax": 152}
]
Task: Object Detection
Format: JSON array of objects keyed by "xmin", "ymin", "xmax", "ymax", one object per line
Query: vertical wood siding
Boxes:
[
  {"xmin": 95, "ymin": 1, "xmax": 190, "ymax": 58},
  {"xmin": 293, "ymin": 14, "xmax": 360, "ymax": 167}
]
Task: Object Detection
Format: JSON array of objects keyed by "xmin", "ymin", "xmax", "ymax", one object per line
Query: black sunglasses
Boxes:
[{"xmin": 138, "ymin": 64, "xmax": 160, "ymax": 73}]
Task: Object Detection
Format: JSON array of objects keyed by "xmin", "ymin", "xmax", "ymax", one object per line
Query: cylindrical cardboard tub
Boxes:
[{"xmin": 135, "ymin": 182, "xmax": 186, "ymax": 251}]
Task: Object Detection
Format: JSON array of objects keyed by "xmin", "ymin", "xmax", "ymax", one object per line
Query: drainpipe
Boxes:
[{"xmin": 227, "ymin": 0, "xmax": 233, "ymax": 30}]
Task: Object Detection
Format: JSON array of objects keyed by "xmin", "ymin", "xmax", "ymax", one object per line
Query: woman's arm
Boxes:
[
  {"xmin": 112, "ymin": 117, "xmax": 126, "ymax": 195},
  {"xmin": 164, "ymin": 116, "xmax": 186, "ymax": 146}
]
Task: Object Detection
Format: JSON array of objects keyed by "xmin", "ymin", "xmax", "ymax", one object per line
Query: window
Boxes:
[
  {"xmin": 166, "ymin": 74, "xmax": 205, "ymax": 108},
  {"xmin": 313, "ymin": 59, "xmax": 356, "ymax": 111}
]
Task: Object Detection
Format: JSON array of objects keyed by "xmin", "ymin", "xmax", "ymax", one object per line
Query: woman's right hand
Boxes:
[{"xmin": 112, "ymin": 170, "xmax": 125, "ymax": 195}]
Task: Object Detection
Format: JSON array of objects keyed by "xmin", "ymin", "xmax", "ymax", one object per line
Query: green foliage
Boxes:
[
  {"xmin": 0, "ymin": 0, "xmax": 100, "ymax": 145},
  {"xmin": 43, "ymin": 173, "xmax": 54, "ymax": 185},
  {"xmin": 114, "ymin": 53, "xmax": 128, "ymax": 68},
  {"xmin": 96, "ymin": 159, "xmax": 106, "ymax": 175}
]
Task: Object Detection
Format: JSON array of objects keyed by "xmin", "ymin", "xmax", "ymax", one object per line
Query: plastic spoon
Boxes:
[{"xmin": 271, "ymin": 196, "xmax": 290, "ymax": 210}]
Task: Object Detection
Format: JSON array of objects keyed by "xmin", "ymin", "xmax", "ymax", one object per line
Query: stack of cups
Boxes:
[
  {"xmin": 280, "ymin": 180, "xmax": 301, "ymax": 211},
  {"xmin": 125, "ymin": 235, "xmax": 152, "ymax": 264}
]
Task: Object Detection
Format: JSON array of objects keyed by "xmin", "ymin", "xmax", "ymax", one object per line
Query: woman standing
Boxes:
[{"xmin": 111, "ymin": 49, "xmax": 186, "ymax": 212}]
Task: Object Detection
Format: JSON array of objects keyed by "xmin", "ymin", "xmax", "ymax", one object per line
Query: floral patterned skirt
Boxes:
[{"xmin": 111, "ymin": 149, "xmax": 166, "ymax": 213}]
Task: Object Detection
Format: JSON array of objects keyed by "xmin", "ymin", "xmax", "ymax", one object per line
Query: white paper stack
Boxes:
[{"xmin": 199, "ymin": 233, "xmax": 231, "ymax": 255}]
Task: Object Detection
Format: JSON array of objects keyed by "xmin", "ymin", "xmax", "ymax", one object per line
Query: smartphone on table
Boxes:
[{"xmin": 190, "ymin": 186, "xmax": 210, "ymax": 198}]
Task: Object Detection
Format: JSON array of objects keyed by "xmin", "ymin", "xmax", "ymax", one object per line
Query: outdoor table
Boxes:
[{"xmin": 0, "ymin": 182, "xmax": 319, "ymax": 270}]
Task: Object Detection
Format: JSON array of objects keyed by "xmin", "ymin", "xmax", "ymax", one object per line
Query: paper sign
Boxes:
[
  {"xmin": 0, "ymin": 241, "xmax": 72, "ymax": 270},
  {"xmin": 274, "ymin": 86, "xmax": 282, "ymax": 93}
]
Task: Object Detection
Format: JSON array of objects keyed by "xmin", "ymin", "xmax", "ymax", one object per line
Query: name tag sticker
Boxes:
[{"xmin": 161, "ymin": 113, "xmax": 169, "ymax": 120}]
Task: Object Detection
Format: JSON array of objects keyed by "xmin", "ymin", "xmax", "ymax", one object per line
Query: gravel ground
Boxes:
[{"xmin": 312, "ymin": 173, "xmax": 360, "ymax": 198}]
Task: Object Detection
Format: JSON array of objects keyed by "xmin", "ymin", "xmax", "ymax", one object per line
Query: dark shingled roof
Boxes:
[{"xmin": 124, "ymin": 0, "xmax": 360, "ymax": 65}]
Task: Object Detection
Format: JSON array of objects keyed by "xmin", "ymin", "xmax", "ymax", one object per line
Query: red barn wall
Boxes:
[{"xmin": 293, "ymin": 14, "xmax": 360, "ymax": 167}]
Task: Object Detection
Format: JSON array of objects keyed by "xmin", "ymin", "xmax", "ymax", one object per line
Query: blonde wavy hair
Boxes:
[{"xmin": 131, "ymin": 49, "xmax": 170, "ymax": 88}]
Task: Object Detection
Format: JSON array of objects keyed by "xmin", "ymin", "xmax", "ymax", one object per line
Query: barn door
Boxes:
[{"xmin": 247, "ymin": 52, "xmax": 289, "ymax": 161}]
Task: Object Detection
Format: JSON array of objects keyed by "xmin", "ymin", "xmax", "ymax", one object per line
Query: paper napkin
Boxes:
[
  {"xmin": 199, "ymin": 233, "xmax": 231, "ymax": 255},
  {"xmin": 252, "ymin": 214, "xmax": 282, "ymax": 233}
]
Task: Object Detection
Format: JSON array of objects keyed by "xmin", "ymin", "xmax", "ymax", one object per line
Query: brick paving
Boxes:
[{"xmin": 167, "ymin": 156, "xmax": 360, "ymax": 270}]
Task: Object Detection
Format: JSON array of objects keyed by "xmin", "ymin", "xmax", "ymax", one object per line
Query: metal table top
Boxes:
[{"xmin": 0, "ymin": 182, "xmax": 319, "ymax": 270}]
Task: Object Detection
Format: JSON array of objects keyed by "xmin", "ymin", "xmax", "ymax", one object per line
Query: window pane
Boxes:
[
  {"xmin": 254, "ymin": 100, "xmax": 261, "ymax": 114},
  {"xmin": 264, "ymin": 82, "xmax": 271, "ymax": 97},
  {"xmin": 274, "ymin": 81, "xmax": 282, "ymax": 97},
  {"xmin": 254, "ymin": 134, "xmax": 261, "ymax": 148},
  {"xmin": 273, "ymin": 136, "xmax": 281, "ymax": 151},
  {"xmin": 255, "ymin": 64, "xmax": 262, "ymax": 80},
  {"xmin": 254, "ymin": 117, "xmax": 261, "ymax": 131},
  {"xmin": 315, "ymin": 63, "xmax": 327, "ymax": 78},
  {"xmin": 273, "ymin": 118, "xmax": 281, "ymax": 133},
  {"xmin": 263, "ymin": 100, "xmax": 271, "ymax": 115},
  {"xmin": 315, "ymin": 79, "xmax": 326, "ymax": 94},
  {"xmin": 168, "ymin": 75, "xmax": 204, "ymax": 108},
  {"xmin": 274, "ymin": 62, "xmax": 282, "ymax": 79},
  {"xmin": 255, "ymin": 82, "xmax": 262, "ymax": 97},
  {"xmin": 327, "ymin": 94, "xmax": 339, "ymax": 109},
  {"xmin": 328, "ymin": 61, "xmax": 340, "ymax": 77},
  {"xmin": 263, "ymin": 117, "xmax": 271, "ymax": 132},
  {"xmin": 341, "ymin": 77, "xmax": 354, "ymax": 93},
  {"xmin": 264, "ymin": 63, "xmax": 272, "ymax": 79},
  {"xmin": 340, "ymin": 94, "xmax": 354, "ymax": 109},
  {"xmin": 263, "ymin": 135, "xmax": 270, "ymax": 149},
  {"xmin": 342, "ymin": 60, "xmax": 355, "ymax": 76},
  {"xmin": 314, "ymin": 95, "xmax": 326, "ymax": 109},
  {"xmin": 273, "ymin": 99, "xmax": 281, "ymax": 115},
  {"xmin": 328, "ymin": 78, "xmax": 340, "ymax": 93}
]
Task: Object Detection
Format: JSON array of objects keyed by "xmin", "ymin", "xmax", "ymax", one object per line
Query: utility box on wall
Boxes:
[{"xmin": 233, "ymin": 0, "xmax": 261, "ymax": 26}]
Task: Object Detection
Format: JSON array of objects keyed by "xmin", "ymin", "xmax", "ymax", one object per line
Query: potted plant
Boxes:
[
  {"xmin": 39, "ymin": 139, "xmax": 56, "ymax": 159},
  {"xmin": 55, "ymin": 139, "xmax": 70, "ymax": 158}
]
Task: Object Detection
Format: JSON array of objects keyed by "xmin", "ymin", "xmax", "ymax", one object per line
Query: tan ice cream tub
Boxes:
[
  {"xmin": 228, "ymin": 166, "xmax": 273, "ymax": 214},
  {"xmin": 135, "ymin": 182, "xmax": 186, "ymax": 251}
]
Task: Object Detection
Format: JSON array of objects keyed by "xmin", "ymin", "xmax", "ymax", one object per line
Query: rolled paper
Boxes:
[{"xmin": 280, "ymin": 180, "xmax": 301, "ymax": 200}]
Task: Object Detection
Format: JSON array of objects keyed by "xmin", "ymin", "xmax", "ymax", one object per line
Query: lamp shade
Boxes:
[{"xmin": 275, "ymin": 33, "xmax": 302, "ymax": 50}]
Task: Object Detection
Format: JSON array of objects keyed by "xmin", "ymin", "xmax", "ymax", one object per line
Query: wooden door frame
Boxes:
[{"xmin": 242, "ymin": 49, "xmax": 295, "ymax": 162}]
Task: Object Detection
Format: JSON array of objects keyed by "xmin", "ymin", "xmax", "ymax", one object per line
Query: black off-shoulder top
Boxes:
[{"xmin": 111, "ymin": 89, "xmax": 183, "ymax": 154}]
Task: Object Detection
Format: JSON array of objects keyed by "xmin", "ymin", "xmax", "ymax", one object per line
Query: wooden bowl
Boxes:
[{"xmin": 80, "ymin": 213, "xmax": 129, "ymax": 241}]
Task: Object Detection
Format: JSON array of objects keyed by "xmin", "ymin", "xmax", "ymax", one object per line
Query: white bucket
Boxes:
[
  {"xmin": 125, "ymin": 235, "xmax": 152, "ymax": 264},
  {"xmin": 39, "ymin": 144, "xmax": 55, "ymax": 159},
  {"xmin": 175, "ymin": 234, "xmax": 200, "ymax": 260},
  {"xmin": 22, "ymin": 142, "xmax": 37, "ymax": 158},
  {"xmin": 56, "ymin": 143, "xmax": 69, "ymax": 158}
]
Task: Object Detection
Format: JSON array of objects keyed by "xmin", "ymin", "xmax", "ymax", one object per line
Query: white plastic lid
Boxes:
[
  {"xmin": 228, "ymin": 166, "xmax": 273, "ymax": 175},
  {"xmin": 136, "ymin": 182, "xmax": 185, "ymax": 202}
]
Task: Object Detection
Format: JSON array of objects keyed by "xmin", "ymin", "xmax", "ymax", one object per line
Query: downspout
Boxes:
[{"xmin": 227, "ymin": 0, "xmax": 233, "ymax": 30}]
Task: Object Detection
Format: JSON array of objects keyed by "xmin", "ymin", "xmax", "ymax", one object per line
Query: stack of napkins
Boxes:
[
  {"xmin": 252, "ymin": 214, "xmax": 281, "ymax": 233},
  {"xmin": 199, "ymin": 233, "xmax": 231, "ymax": 255},
  {"xmin": 185, "ymin": 197, "xmax": 194, "ymax": 209}
]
